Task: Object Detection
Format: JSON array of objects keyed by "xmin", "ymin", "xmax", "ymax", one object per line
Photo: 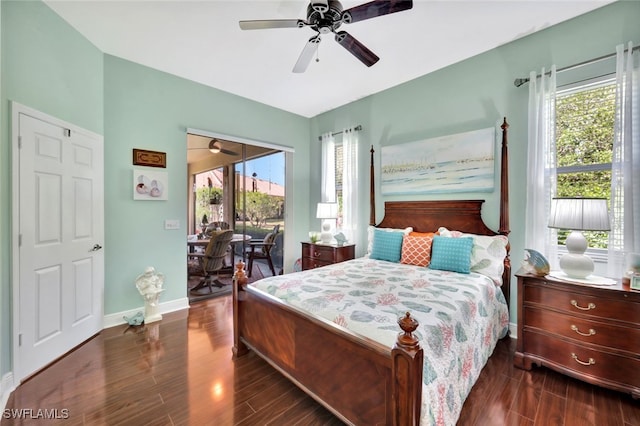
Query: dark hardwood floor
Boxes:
[{"xmin": 4, "ymin": 295, "xmax": 639, "ymax": 425}]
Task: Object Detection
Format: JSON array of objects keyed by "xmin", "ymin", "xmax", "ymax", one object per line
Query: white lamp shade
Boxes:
[
  {"xmin": 316, "ymin": 202, "xmax": 338, "ymax": 219},
  {"xmin": 548, "ymin": 197, "xmax": 610, "ymax": 231}
]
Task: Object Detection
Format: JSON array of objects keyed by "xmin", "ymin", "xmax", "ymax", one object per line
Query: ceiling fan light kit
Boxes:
[
  {"xmin": 239, "ymin": 0, "xmax": 413, "ymax": 73},
  {"xmin": 188, "ymin": 139, "xmax": 240, "ymax": 156},
  {"xmin": 208, "ymin": 140, "xmax": 222, "ymax": 154}
]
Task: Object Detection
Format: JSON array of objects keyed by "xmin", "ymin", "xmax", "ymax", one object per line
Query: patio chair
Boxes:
[
  {"xmin": 247, "ymin": 225, "xmax": 280, "ymax": 277},
  {"xmin": 188, "ymin": 229, "xmax": 234, "ymax": 292}
]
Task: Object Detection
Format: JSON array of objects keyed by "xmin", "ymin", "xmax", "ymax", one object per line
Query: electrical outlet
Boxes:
[{"xmin": 165, "ymin": 219, "xmax": 180, "ymax": 230}]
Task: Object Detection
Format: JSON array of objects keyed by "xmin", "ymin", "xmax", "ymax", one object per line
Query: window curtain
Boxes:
[
  {"xmin": 525, "ymin": 66, "xmax": 559, "ymax": 268},
  {"xmin": 320, "ymin": 132, "xmax": 336, "ymax": 203},
  {"xmin": 608, "ymin": 42, "xmax": 640, "ymax": 277},
  {"xmin": 341, "ymin": 128, "xmax": 359, "ymax": 243}
]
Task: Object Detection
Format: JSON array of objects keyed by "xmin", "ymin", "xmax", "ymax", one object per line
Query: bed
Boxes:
[{"xmin": 233, "ymin": 119, "xmax": 511, "ymax": 425}]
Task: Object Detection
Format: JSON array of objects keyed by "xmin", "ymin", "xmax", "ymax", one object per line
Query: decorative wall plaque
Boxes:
[{"xmin": 133, "ymin": 149, "xmax": 166, "ymax": 168}]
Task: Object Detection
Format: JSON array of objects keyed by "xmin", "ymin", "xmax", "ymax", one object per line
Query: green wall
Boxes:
[
  {"xmin": 1, "ymin": 0, "xmax": 638, "ymax": 386},
  {"xmin": 103, "ymin": 55, "xmax": 309, "ymax": 313},
  {"xmin": 310, "ymin": 0, "xmax": 640, "ymax": 311},
  {"xmin": 0, "ymin": 0, "xmax": 104, "ymax": 380},
  {"xmin": 0, "ymin": 0, "xmax": 310, "ymax": 382}
]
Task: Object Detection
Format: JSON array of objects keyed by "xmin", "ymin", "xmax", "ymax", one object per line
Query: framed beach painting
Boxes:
[
  {"xmin": 133, "ymin": 169, "xmax": 168, "ymax": 200},
  {"xmin": 381, "ymin": 127, "xmax": 495, "ymax": 195}
]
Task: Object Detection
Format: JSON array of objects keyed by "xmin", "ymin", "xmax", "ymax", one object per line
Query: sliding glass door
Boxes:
[{"xmin": 187, "ymin": 133, "xmax": 285, "ymax": 276}]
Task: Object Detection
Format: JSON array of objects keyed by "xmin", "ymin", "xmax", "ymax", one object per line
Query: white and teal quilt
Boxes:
[{"xmin": 251, "ymin": 257, "xmax": 509, "ymax": 425}]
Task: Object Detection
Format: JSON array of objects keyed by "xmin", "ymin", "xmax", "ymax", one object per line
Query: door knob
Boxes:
[{"xmin": 91, "ymin": 244, "xmax": 103, "ymax": 252}]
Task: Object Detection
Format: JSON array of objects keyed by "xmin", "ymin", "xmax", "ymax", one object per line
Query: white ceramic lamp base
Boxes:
[
  {"xmin": 320, "ymin": 221, "xmax": 332, "ymax": 244},
  {"xmin": 559, "ymin": 230, "xmax": 594, "ymax": 279}
]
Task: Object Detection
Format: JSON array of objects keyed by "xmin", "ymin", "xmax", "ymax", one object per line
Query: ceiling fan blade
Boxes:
[
  {"xmin": 220, "ymin": 148, "xmax": 239, "ymax": 156},
  {"xmin": 334, "ymin": 31, "xmax": 379, "ymax": 67},
  {"xmin": 239, "ymin": 19, "xmax": 304, "ymax": 30},
  {"xmin": 293, "ymin": 35, "xmax": 321, "ymax": 73},
  {"xmin": 342, "ymin": 0, "xmax": 413, "ymax": 24}
]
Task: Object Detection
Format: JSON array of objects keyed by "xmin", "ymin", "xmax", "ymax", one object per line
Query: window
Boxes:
[{"xmin": 555, "ymin": 77, "xmax": 616, "ymax": 249}]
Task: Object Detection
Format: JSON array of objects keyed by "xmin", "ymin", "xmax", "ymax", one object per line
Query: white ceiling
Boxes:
[{"xmin": 44, "ymin": 0, "xmax": 615, "ymax": 118}]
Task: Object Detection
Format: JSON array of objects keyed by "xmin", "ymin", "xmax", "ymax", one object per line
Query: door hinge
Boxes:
[
  {"xmin": 18, "ymin": 334, "xmax": 22, "ymax": 347},
  {"xmin": 64, "ymin": 128, "xmax": 71, "ymax": 138},
  {"xmin": 19, "ymin": 234, "xmax": 22, "ymax": 247}
]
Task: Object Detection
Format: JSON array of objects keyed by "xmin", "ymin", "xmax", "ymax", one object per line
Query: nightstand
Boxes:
[
  {"xmin": 514, "ymin": 271, "xmax": 640, "ymax": 398},
  {"xmin": 301, "ymin": 242, "xmax": 355, "ymax": 271}
]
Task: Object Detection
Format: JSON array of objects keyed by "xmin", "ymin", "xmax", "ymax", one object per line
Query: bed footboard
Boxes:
[{"xmin": 232, "ymin": 262, "xmax": 424, "ymax": 426}]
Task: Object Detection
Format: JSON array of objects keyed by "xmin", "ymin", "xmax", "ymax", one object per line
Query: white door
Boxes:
[{"xmin": 13, "ymin": 104, "xmax": 104, "ymax": 381}]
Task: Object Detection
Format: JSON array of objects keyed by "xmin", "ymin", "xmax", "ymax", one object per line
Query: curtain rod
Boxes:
[
  {"xmin": 317, "ymin": 124, "xmax": 362, "ymax": 141},
  {"xmin": 513, "ymin": 44, "xmax": 640, "ymax": 87}
]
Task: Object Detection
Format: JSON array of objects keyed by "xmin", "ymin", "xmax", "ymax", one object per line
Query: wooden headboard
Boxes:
[
  {"xmin": 370, "ymin": 118, "xmax": 511, "ymax": 308},
  {"xmin": 377, "ymin": 200, "xmax": 495, "ymax": 235}
]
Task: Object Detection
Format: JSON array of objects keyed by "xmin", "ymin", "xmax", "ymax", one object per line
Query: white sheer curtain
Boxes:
[
  {"xmin": 341, "ymin": 128, "xmax": 359, "ymax": 243},
  {"xmin": 525, "ymin": 66, "xmax": 559, "ymax": 268},
  {"xmin": 320, "ymin": 132, "xmax": 336, "ymax": 203},
  {"xmin": 608, "ymin": 42, "xmax": 640, "ymax": 277}
]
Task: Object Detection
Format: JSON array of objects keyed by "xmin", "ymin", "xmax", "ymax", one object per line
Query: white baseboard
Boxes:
[
  {"xmin": 103, "ymin": 297, "xmax": 190, "ymax": 329},
  {"xmin": 509, "ymin": 321, "xmax": 517, "ymax": 339},
  {"xmin": 1, "ymin": 372, "xmax": 15, "ymax": 413}
]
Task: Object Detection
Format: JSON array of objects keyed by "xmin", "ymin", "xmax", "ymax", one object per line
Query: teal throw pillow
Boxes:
[
  {"xmin": 370, "ymin": 229, "xmax": 404, "ymax": 262},
  {"xmin": 429, "ymin": 235, "xmax": 474, "ymax": 274}
]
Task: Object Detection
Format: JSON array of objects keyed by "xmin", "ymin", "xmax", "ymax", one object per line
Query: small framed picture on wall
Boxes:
[{"xmin": 133, "ymin": 169, "xmax": 168, "ymax": 200}]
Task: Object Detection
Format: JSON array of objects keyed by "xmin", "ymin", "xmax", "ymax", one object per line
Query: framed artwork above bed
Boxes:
[{"xmin": 381, "ymin": 127, "xmax": 495, "ymax": 195}]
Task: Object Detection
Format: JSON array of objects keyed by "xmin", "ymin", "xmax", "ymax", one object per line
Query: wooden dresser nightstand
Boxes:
[
  {"xmin": 514, "ymin": 271, "xmax": 640, "ymax": 398},
  {"xmin": 301, "ymin": 242, "xmax": 355, "ymax": 271}
]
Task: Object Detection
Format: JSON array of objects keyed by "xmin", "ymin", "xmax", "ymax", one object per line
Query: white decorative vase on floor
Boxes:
[{"xmin": 135, "ymin": 266, "xmax": 165, "ymax": 323}]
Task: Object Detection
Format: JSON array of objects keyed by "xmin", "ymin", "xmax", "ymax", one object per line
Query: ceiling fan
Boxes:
[
  {"xmin": 189, "ymin": 139, "xmax": 239, "ymax": 156},
  {"xmin": 239, "ymin": 0, "xmax": 413, "ymax": 73}
]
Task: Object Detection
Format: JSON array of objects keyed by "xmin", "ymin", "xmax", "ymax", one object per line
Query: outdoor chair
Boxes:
[
  {"xmin": 188, "ymin": 230, "xmax": 234, "ymax": 292},
  {"xmin": 247, "ymin": 225, "xmax": 280, "ymax": 277}
]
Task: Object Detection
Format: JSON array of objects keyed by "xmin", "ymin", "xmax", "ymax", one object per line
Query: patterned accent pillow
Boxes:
[
  {"xmin": 429, "ymin": 235, "xmax": 474, "ymax": 274},
  {"xmin": 409, "ymin": 231, "xmax": 436, "ymax": 237},
  {"xmin": 438, "ymin": 227, "xmax": 508, "ymax": 284},
  {"xmin": 370, "ymin": 229, "xmax": 405, "ymax": 262},
  {"xmin": 400, "ymin": 233, "xmax": 435, "ymax": 267},
  {"xmin": 365, "ymin": 225, "xmax": 413, "ymax": 257}
]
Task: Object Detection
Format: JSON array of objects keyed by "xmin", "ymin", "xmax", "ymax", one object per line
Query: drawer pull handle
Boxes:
[
  {"xmin": 571, "ymin": 353, "xmax": 595, "ymax": 366},
  {"xmin": 571, "ymin": 300, "xmax": 596, "ymax": 311},
  {"xmin": 570, "ymin": 325, "xmax": 596, "ymax": 337},
  {"xmin": 314, "ymin": 251, "xmax": 320, "ymax": 257}
]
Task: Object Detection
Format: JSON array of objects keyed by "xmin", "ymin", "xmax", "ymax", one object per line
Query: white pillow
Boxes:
[
  {"xmin": 438, "ymin": 227, "xmax": 508, "ymax": 284},
  {"xmin": 365, "ymin": 225, "xmax": 413, "ymax": 257}
]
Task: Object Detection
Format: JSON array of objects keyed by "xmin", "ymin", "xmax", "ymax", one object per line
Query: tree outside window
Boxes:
[{"xmin": 555, "ymin": 78, "xmax": 615, "ymax": 249}]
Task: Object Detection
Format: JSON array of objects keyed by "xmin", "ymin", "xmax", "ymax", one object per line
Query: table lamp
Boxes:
[
  {"xmin": 548, "ymin": 197, "xmax": 610, "ymax": 279},
  {"xmin": 316, "ymin": 202, "xmax": 338, "ymax": 244}
]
